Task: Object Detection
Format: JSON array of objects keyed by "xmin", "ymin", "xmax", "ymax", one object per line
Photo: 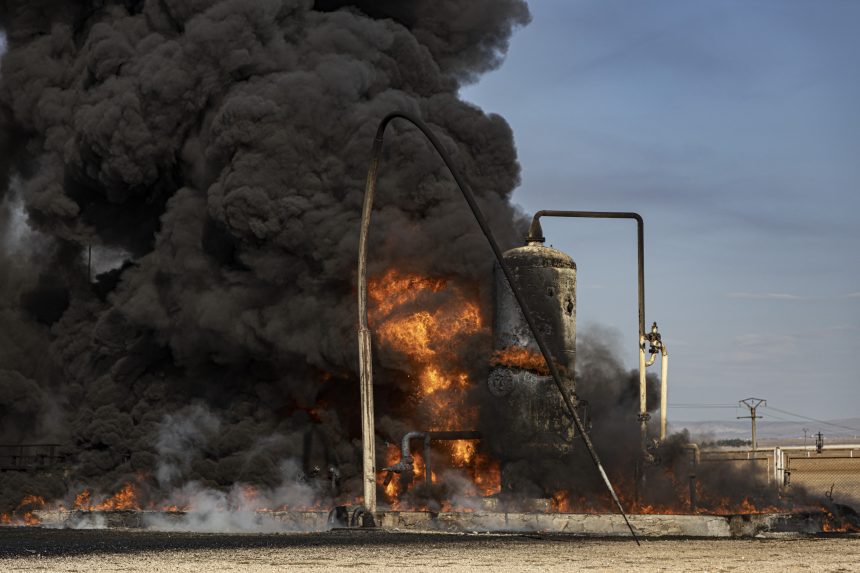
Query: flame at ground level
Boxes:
[{"xmin": 74, "ymin": 483, "xmax": 141, "ymax": 511}]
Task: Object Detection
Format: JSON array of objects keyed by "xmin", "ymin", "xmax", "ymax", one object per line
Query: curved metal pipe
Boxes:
[
  {"xmin": 527, "ymin": 211, "xmax": 649, "ymax": 450},
  {"xmin": 357, "ymin": 112, "xmax": 638, "ymax": 544},
  {"xmin": 383, "ymin": 431, "xmax": 483, "ymax": 485}
]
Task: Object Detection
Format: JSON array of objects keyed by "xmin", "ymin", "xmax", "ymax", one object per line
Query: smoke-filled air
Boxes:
[
  {"xmin": 0, "ymin": 0, "xmax": 529, "ymax": 518},
  {"xmin": 0, "ymin": 0, "xmax": 848, "ymax": 531}
]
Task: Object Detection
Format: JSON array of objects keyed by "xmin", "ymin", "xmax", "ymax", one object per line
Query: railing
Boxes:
[{"xmin": 0, "ymin": 444, "xmax": 69, "ymax": 471}]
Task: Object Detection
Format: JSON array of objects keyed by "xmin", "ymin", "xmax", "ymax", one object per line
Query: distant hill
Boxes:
[{"xmin": 668, "ymin": 418, "xmax": 860, "ymax": 446}]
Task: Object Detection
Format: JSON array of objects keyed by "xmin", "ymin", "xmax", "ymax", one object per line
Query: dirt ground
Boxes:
[{"xmin": 0, "ymin": 529, "xmax": 858, "ymax": 572}]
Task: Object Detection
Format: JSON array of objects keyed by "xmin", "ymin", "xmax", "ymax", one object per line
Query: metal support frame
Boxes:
[{"xmin": 357, "ymin": 112, "xmax": 639, "ymax": 543}]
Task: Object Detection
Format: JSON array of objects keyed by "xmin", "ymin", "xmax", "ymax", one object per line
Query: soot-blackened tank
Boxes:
[{"xmin": 487, "ymin": 238, "xmax": 577, "ymax": 460}]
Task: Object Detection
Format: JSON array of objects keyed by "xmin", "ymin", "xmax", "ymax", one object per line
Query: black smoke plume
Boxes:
[
  {"xmin": 0, "ymin": 0, "xmax": 530, "ymax": 510},
  {"xmin": 1, "ymin": 1, "xmax": 827, "ymax": 522}
]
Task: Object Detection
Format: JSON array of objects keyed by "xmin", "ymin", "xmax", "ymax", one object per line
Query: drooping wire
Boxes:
[{"xmin": 763, "ymin": 406, "xmax": 860, "ymax": 434}]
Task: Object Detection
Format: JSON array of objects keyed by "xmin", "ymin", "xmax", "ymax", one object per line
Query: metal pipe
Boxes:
[
  {"xmin": 683, "ymin": 443, "xmax": 699, "ymax": 512},
  {"xmin": 527, "ymin": 211, "xmax": 649, "ymax": 450},
  {"xmin": 638, "ymin": 345, "xmax": 648, "ymax": 451},
  {"xmin": 356, "ymin": 128, "xmax": 384, "ymax": 517},
  {"xmin": 689, "ymin": 474, "xmax": 697, "ymax": 512},
  {"xmin": 684, "ymin": 443, "xmax": 700, "ymax": 465},
  {"xmin": 659, "ymin": 345, "xmax": 669, "ymax": 441},
  {"xmin": 383, "ymin": 431, "xmax": 483, "ymax": 482},
  {"xmin": 358, "ymin": 113, "xmax": 639, "ymax": 544}
]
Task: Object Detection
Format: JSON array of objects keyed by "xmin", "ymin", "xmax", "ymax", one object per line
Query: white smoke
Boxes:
[
  {"xmin": 145, "ymin": 406, "xmax": 324, "ymax": 532},
  {"xmin": 144, "ymin": 460, "xmax": 321, "ymax": 533},
  {"xmin": 155, "ymin": 403, "xmax": 221, "ymax": 488}
]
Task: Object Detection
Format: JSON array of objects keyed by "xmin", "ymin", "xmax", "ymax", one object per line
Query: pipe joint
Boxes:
[{"xmin": 382, "ymin": 456, "xmax": 414, "ymax": 474}]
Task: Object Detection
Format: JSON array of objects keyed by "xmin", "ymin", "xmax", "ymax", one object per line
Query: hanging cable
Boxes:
[{"xmin": 764, "ymin": 406, "xmax": 860, "ymax": 433}]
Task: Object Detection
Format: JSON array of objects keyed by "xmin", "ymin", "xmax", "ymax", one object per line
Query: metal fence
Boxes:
[
  {"xmin": 697, "ymin": 445, "xmax": 860, "ymax": 507},
  {"xmin": 783, "ymin": 448, "xmax": 860, "ymax": 506},
  {"xmin": 698, "ymin": 448, "xmax": 773, "ymax": 484},
  {"xmin": 0, "ymin": 444, "xmax": 69, "ymax": 471}
]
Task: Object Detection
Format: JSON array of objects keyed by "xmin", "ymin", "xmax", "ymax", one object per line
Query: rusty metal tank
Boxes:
[{"xmin": 486, "ymin": 238, "xmax": 577, "ymax": 462}]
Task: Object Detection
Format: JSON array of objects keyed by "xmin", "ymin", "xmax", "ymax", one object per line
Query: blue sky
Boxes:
[{"xmin": 461, "ymin": 0, "xmax": 860, "ymax": 423}]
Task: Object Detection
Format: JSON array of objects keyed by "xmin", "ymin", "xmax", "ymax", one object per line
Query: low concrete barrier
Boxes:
[{"xmin": 29, "ymin": 509, "xmax": 829, "ymax": 537}]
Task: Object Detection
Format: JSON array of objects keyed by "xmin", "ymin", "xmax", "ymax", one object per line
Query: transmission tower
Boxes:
[{"xmin": 738, "ymin": 398, "xmax": 766, "ymax": 451}]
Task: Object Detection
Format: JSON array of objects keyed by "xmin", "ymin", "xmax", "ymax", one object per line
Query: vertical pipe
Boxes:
[
  {"xmin": 356, "ymin": 132, "xmax": 385, "ymax": 517},
  {"xmin": 528, "ymin": 211, "xmax": 648, "ymax": 449},
  {"xmin": 639, "ymin": 342, "xmax": 648, "ymax": 451},
  {"xmin": 659, "ymin": 347, "xmax": 669, "ymax": 441},
  {"xmin": 635, "ymin": 217, "xmax": 647, "ymax": 452},
  {"xmin": 357, "ymin": 329, "xmax": 376, "ymax": 513},
  {"xmin": 423, "ymin": 434, "xmax": 432, "ymax": 485},
  {"xmin": 689, "ymin": 474, "xmax": 697, "ymax": 512}
]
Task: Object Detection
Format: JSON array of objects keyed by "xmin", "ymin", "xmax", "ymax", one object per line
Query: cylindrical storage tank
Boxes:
[{"xmin": 486, "ymin": 239, "xmax": 577, "ymax": 464}]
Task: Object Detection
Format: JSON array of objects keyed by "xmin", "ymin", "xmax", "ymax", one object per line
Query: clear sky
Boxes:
[{"xmin": 461, "ymin": 0, "xmax": 860, "ymax": 423}]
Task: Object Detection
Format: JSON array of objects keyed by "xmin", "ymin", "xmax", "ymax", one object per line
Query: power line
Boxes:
[
  {"xmin": 669, "ymin": 403, "xmax": 737, "ymax": 409},
  {"xmin": 759, "ymin": 412, "xmax": 804, "ymax": 424},
  {"xmin": 764, "ymin": 406, "xmax": 860, "ymax": 433}
]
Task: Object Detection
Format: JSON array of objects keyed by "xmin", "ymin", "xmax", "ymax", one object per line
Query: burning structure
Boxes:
[
  {"xmin": 1, "ymin": 0, "xmax": 529, "ymax": 522},
  {"xmin": 0, "ymin": 0, "xmax": 856, "ymax": 534}
]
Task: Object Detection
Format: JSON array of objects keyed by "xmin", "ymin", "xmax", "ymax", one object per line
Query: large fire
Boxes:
[
  {"xmin": 1, "ymin": 274, "xmax": 856, "ymax": 526},
  {"xmin": 359, "ymin": 273, "xmax": 860, "ymax": 523},
  {"xmin": 368, "ymin": 269, "xmax": 501, "ymax": 507}
]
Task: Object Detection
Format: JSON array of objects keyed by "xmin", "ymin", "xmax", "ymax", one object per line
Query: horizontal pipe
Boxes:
[
  {"xmin": 385, "ymin": 431, "xmax": 483, "ymax": 475},
  {"xmin": 528, "ymin": 210, "xmax": 644, "ymax": 339}
]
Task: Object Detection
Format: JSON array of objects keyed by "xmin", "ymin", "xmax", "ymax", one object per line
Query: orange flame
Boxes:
[
  {"xmin": 73, "ymin": 483, "xmax": 141, "ymax": 511},
  {"xmin": 368, "ymin": 270, "xmax": 483, "ymax": 434},
  {"xmin": 73, "ymin": 490, "xmax": 91, "ymax": 510},
  {"xmin": 377, "ymin": 443, "xmax": 403, "ymax": 509},
  {"xmin": 471, "ymin": 454, "xmax": 501, "ymax": 497},
  {"xmin": 490, "ymin": 346, "xmax": 549, "ymax": 375},
  {"xmin": 0, "ymin": 494, "xmax": 45, "ymax": 526},
  {"xmin": 369, "ymin": 269, "xmax": 494, "ymax": 507}
]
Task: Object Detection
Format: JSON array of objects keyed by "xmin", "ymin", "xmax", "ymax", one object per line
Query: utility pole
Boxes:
[
  {"xmin": 738, "ymin": 398, "xmax": 766, "ymax": 451},
  {"xmin": 802, "ymin": 428, "xmax": 809, "ymax": 449}
]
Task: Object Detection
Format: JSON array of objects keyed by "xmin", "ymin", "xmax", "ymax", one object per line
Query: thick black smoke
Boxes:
[
  {"xmin": 482, "ymin": 327, "xmax": 820, "ymax": 513},
  {"xmin": 0, "ymin": 0, "xmax": 530, "ymax": 509}
]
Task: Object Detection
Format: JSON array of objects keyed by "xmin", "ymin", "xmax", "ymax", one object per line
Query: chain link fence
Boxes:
[
  {"xmin": 784, "ymin": 449, "xmax": 860, "ymax": 506},
  {"xmin": 694, "ymin": 445, "xmax": 860, "ymax": 508}
]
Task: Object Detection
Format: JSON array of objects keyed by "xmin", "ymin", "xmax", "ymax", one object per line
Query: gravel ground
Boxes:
[{"xmin": 0, "ymin": 528, "xmax": 858, "ymax": 572}]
